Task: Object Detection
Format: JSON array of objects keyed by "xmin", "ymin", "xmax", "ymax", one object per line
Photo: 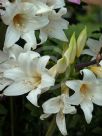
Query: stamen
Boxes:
[{"xmin": 80, "ymin": 84, "xmax": 89, "ymax": 95}]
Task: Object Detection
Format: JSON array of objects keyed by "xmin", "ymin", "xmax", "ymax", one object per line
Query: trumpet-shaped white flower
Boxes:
[
  {"xmin": 40, "ymin": 94, "xmax": 76, "ymax": 136},
  {"xmin": 2, "ymin": 1, "xmax": 50, "ymax": 48},
  {"xmin": 66, "ymin": 69, "xmax": 102, "ymax": 124},
  {"xmin": 39, "ymin": 8, "xmax": 68, "ymax": 43},
  {"xmin": 82, "ymin": 35, "xmax": 102, "ymax": 59},
  {"xmin": 3, "ymin": 51, "xmax": 55, "ymax": 107}
]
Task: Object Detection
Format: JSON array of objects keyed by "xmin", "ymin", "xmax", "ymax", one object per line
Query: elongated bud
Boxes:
[
  {"xmin": 64, "ymin": 32, "xmax": 76, "ymax": 65},
  {"xmin": 77, "ymin": 27, "xmax": 87, "ymax": 57}
]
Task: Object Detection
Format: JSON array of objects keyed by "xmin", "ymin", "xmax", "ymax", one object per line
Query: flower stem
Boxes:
[
  {"xmin": 75, "ymin": 54, "xmax": 102, "ymax": 70},
  {"xmin": 10, "ymin": 97, "xmax": 14, "ymax": 136},
  {"xmin": 75, "ymin": 59, "xmax": 97, "ymax": 70},
  {"xmin": 45, "ymin": 117, "xmax": 56, "ymax": 136}
]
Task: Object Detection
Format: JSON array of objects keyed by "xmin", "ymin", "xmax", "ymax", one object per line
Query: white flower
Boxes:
[
  {"xmin": 66, "ymin": 69, "xmax": 102, "ymax": 124},
  {"xmin": 3, "ymin": 51, "xmax": 55, "ymax": 107},
  {"xmin": 40, "ymin": 94, "xmax": 76, "ymax": 136},
  {"xmin": 82, "ymin": 35, "xmax": 102, "ymax": 59},
  {"xmin": 2, "ymin": 1, "xmax": 50, "ymax": 48},
  {"xmin": 39, "ymin": 8, "xmax": 68, "ymax": 44}
]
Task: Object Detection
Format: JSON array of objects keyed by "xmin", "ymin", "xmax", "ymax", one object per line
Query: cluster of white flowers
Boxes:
[{"xmin": 0, "ymin": 0, "xmax": 102, "ymax": 136}]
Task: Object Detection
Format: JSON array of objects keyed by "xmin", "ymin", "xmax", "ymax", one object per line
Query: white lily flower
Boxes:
[
  {"xmin": 82, "ymin": 35, "xmax": 102, "ymax": 59},
  {"xmin": 39, "ymin": 8, "xmax": 69, "ymax": 44},
  {"xmin": 40, "ymin": 94, "xmax": 76, "ymax": 135},
  {"xmin": 2, "ymin": 2, "xmax": 49, "ymax": 48},
  {"xmin": 3, "ymin": 51, "xmax": 55, "ymax": 107},
  {"xmin": 66, "ymin": 69, "xmax": 102, "ymax": 124}
]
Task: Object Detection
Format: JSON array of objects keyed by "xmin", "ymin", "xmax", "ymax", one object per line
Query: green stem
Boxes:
[
  {"xmin": 45, "ymin": 117, "xmax": 56, "ymax": 136},
  {"xmin": 10, "ymin": 97, "xmax": 14, "ymax": 136}
]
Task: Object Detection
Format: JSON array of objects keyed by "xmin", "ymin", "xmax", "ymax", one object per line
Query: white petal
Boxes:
[
  {"xmin": 39, "ymin": 29, "xmax": 48, "ymax": 44},
  {"xmin": 68, "ymin": 92, "xmax": 83, "ymax": 105},
  {"xmin": 22, "ymin": 31, "xmax": 37, "ymax": 50},
  {"xmin": 66, "ymin": 80, "xmax": 81, "ymax": 92},
  {"xmin": 80, "ymin": 99, "xmax": 93, "ymax": 124},
  {"xmin": 28, "ymin": 15, "xmax": 49, "ymax": 31},
  {"xmin": 8, "ymin": 44, "xmax": 24, "ymax": 60},
  {"xmin": 26, "ymin": 88, "xmax": 41, "ymax": 107},
  {"xmin": 81, "ymin": 69, "xmax": 96, "ymax": 81},
  {"xmin": 92, "ymin": 89, "xmax": 102, "ymax": 106},
  {"xmin": 62, "ymin": 95, "xmax": 77, "ymax": 114},
  {"xmin": 4, "ymin": 25, "xmax": 21, "ymax": 48},
  {"xmin": 39, "ymin": 72, "xmax": 55, "ymax": 89},
  {"xmin": 0, "ymin": 77, "xmax": 12, "ymax": 91},
  {"xmin": 42, "ymin": 96, "xmax": 61, "ymax": 114},
  {"xmin": 41, "ymin": 9, "xmax": 68, "ymax": 42},
  {"xmin": 87, "ymin": 38, "xmax": 100, "ymax": 54},
  {"xmin": 0, "ymin": 50, "xmax": 8, "ymax": 63},
  {"xmin": 18, "ymin": 51, "xmax": 40, "ymax": 75},
  {"xmin": 4, "ymin": 81, "xmax": 32, "ymax": 96},
  {"xmin": 40, "ymin": 113, "xmax": 51, "ymax": 120},
  {"xmin": 56, "ymin": 113, "xmax": 67, "ymax": 136},
  {"xmin": 1, "ymin": 3, "xmax": 15, "ymax": 25},
  {"xmin": 4, "ymin": 68, "xmax": 26, "ymax": 81},
  {"xmin": 42, "ymin": 0, "xmax": 65, "ymax": 9},
  {"xmin": 37, "ymin": 56, "xmax": 50, "ymax": 71},
  {"xmin": 82, "ymin": 49, "xmax": 95, "ymax": 57}
]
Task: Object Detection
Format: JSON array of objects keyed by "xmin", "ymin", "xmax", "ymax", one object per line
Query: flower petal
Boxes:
[
  {"xmin": 18, "ymin": 51, "xmax": 40, "ymax": 75},
  {"xmin": 87, "ymin": 38, "xmax": 100, "ymax": 54},
  {"xmin": 40, "ymin": 113, "xmax": 51, "ymax": 120},
  {"xmin": 81, "ymin": 69, "xmax": 96, "ymax": 81},
  {"xmin": 92, "ymin": 88, "xmax": 102, "ymax": 106},
  {"xmin": 42, "ymin": 96, "xmax": 61, "ymax": 114},
  {"xmin": 41, "ymin": 9, "xmax": 68, "ymax": 42},
  {"xmin": 66, "ymin": 80, "xmax": 81, "ymax": 92},
  {"xmin": 0, "ymin": 50, "xmax": 8, "ymax": 63},
  {"xmin": 82, "ymin": 49, "xmax": 95, "ymax": 57},
  {"xmin": 4, "ymin": 68, "xmax": 26, "ymax": 81},
  {"xmin": 3, "ymin": 80, "xmax": 32, "ymax": 96},
  {"xmin": 68, "ymin": 92, "xmax": 83, "ymax": 105},
  {"xmin": 62, "ymin": 95, "xmax": 77, "ymax": 114},
  {"xmin": 39, "ymin": 72, "xmax": 55, "ymax": 89},
  {"xmin": 37, "ymin": 56, "xmax": 50, "ymax": 71},
  {"xmin": 8, "ymin": 44, "xmax": 24, "ymax": 60},
  {"xmin": 42, "ymin": 0, "xmax": 65, "ymax": 9},
  {"xmin": 22, "ymin": 31, "xmax": 37, "ymax": 50},
  {"xmin": 39, "ymin": 30, "xmax": 48, "ymax": 44},
  {"xmin": 26, "ymin": 88, "xmax": 41, "ymax": 107},
  {"xmin": 56, "ymin": 113, "xmax": 67, "ymax": 136},
  {"xmin": 0, "ymin": 76, "xmax": 12, "ymax": 91},
  {"xmin": 4, "ymin": 25, "xmax": 21, "ymax": 48},
  {"xmin": 80, "ymin": 99, "xmax": 93, "ymax": 124}
]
